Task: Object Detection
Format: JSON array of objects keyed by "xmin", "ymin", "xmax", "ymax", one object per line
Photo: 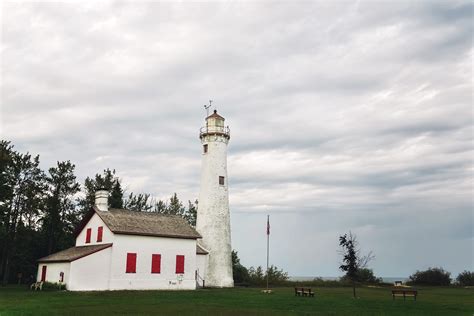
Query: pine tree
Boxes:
[
  {"xmin": 77, "ymin": 169, "xmax": 119, "ymax": 217},
  {"xmin": 154, "ymin": 200, "xmax": 167, "ymax": 213},
  {"xmin": 124, "ymin": 193, "xmax": 153, "ymax": 212},
  {"xmin": 0, "ymin": 144, "xmax": 46, "ymax": 284},
  {"xmin": 167, "ymin": 193, "xmax": 185, "ymax": 217},
  {"xmin": 184, "ymin": 200, "xmax": 197, "ymax": 227},
  {"xmin": 43, "ymin": 161, "xmax": 80, "ymax": 255},
  {"xmin": 109, "ymin": 180, "xmax": 124, "ymax": 209}
]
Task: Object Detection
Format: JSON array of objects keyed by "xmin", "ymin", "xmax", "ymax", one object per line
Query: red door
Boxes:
[{"xmin": 41, "ymin": 266, "xmax": 47, "ymax": 282}]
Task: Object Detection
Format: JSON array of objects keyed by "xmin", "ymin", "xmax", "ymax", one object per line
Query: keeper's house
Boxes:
[{"xmin": 36, "ymin": 190, "xmax": 209, "ymax": 291}]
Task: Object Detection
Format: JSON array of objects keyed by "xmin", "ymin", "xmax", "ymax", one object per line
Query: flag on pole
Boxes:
[{"xmin": 267, "ymin": 215, "xmax": 270, "ymax": 235}]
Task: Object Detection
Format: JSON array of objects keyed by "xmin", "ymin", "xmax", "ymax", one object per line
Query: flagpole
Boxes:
[{"xmin": 266, "ymin": 214, "xmax": 269, "ymax": 291}]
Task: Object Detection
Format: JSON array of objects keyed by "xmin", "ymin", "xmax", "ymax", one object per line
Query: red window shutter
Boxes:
[
  {"xmin": 151, "ymin": 254, "xmax": 161, "ymax": 273},
  {"xmin": 176, "ymin": 255, "xmax": 185, "ymax": 274},
  {"xmin": 97, "ymin": 226, "xmax": 103, "ymax": 242},
  {"xmin": 126, "ymin": 253, "xmax": 137, "ymax": 273},
  {"xmin": 85, "ymin": 228, "xmax": 92, "ymax": 243},
  {"xmin": 41, "ymin": 265, "xmax": 47, "ymax": 282}
]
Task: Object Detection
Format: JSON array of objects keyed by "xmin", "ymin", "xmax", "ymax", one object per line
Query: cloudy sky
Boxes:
[{"xmin": 2, "ymin": 1, "xmax": 472, "ymax": 278}]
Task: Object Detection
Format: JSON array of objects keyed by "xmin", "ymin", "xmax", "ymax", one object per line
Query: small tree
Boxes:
[
  {"xmin": 339, "ymin": 232, "xmax": 374, "ymax": 298},
  {"xmin": 124, "ymin": 192, "xmax": 153, "ymax": 212},
  {"xmin": 184, "ymin": 200, "xmax": 197, "ymax": 227},
  {"xmin": 355, "ymin": 268, "xmax": 382, "ymax": 284},
  {"xmin": 456, "ymin": 271, "xmax": 474, "ymax": 286},
  {"xmin": 246, "ymin": 265, "xmax": 288, "ymax": 286},
  {"xmin": 231, "ymin": 250, "xmax": 249, "ymax": 284}
]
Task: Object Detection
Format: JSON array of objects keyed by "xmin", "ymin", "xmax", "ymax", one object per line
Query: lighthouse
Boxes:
[{"xmin": 196, "ymin": 109, "xmax": 234, "ymax": 288}]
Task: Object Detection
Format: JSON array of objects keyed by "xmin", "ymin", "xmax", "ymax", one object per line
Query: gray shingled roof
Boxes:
[
  {"xmin": 196, "ymin": 244, "xmax": 209, "ymax": 255},
  {"xmin": 96, "ymin": 208, "xmax": 202, "ymax": 239},
  {"xmin": 38, "ymin": 243, "xmax": 113, "ymax": 262}
]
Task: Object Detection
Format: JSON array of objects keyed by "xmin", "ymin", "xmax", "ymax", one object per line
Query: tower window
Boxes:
[
  {"xmin": 203, "ymin": 144, "xmax": 208, "ymax": 153},
  {"xmin": 219, "ymin": 176, "xmax": 225, "ymax": 185}
]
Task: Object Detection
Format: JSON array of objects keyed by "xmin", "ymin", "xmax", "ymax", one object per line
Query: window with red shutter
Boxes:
[
  {"xmin": 126, "ymin": 253, "xmax": 137, "ymax": 273},
  {"xmin": 176, "ymin": 255, "xmax": 185, "ymax": 274},
  {"xmin": 151, "ymin": 254, "xmax": 161, "ymax": 273},
  {"xmin": 97, "ymin": 226, "xmax": 103, "ymax": 242},
  {"xmin": 85, "ymin": 228, "xmax": 92, "ymax": 243}
]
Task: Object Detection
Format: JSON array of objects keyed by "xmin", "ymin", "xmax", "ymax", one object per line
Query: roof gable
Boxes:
[{"xmin": 75, "ymin": 207, "xmax": 201, "ymax": 239}]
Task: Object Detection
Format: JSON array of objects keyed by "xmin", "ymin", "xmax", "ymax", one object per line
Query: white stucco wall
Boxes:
[
  {"xmin": 196, "ymin": 115, "xmax": 233, "ymax": 288},
  {"xmin": 36, "ymin": 262, "xmax": 70, "ymax": 285},
  {"xmin": 108, "ymin": 234, "xmax": 197, "ymax": 290},
  {"xmin": 196, "ymin": 254, "xmax": 208, "ymax": 287},
  {"xmin": 76, "ymin": 213, "xmax": 114, "ymax": 246},
  {"xmin": 68, "ymin": 247, "xmax": 112, "ymax": 291}
]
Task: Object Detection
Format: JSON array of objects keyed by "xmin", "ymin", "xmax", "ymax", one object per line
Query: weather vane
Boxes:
[{"xmin": 204, "ymin": 99, "xmax": 213, "ymax": 117}]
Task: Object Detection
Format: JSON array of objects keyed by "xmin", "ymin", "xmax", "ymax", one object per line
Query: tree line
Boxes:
[
  {"xmin": 0, "ymin": 140, "xmax": 197, "ymax": 285},
  {"xmin": 231, "ymin": 231, "xmax": 473, "ymax": 292}
]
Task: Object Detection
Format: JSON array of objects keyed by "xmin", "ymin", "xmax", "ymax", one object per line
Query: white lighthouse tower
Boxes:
[{"xmin": 196, "ymin": 109, "xmax": 234, "ymax": 288}]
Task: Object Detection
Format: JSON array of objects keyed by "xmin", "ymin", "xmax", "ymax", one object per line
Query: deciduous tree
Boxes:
[{"xmin": 339, "ymin": 232, "xmax": 374, "ymax": 298}]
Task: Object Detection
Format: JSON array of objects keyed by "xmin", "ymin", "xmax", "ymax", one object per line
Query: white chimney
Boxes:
[{"xmin": 95, "ymin": 189, "xmax": 109, "ymax": 212}]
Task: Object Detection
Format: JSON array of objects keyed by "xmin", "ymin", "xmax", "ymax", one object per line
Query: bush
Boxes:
[
  {"xmin": 292, "ymin": 277, "xmax": 353, "ymax": 288},
  {"xmin": 232, "ymin": 250, "xmax": 250, "ymax": 284},
  {"xmin": 340, "ymin": 268, "xmax": 382, "ymax": 284},
  {"xmin": 408, "ymin": 267, "xmax": 451, "ymax": 286},
  {"xmin": 40, "ymin": 281, "xmax": 66, "ymax": 291},
  {"xmin": 456, "ymin": 271, "xmax": 474, "ymax": 286},
  {"xmin": 233, "ymin": 264, "xmax": 249, "ymax": 284},
  {"xmin": 247, "ymin": 265, "xmax": 289, "ymax": 286}
]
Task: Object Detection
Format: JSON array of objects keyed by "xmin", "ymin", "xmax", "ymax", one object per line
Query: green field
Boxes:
[{"xmin": 0, "ymin": 285, "xmax": 472, "ymax": 315}]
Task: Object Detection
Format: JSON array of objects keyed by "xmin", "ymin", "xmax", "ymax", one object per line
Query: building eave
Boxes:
[
  {"xmin": 37, "ymin": 243, "xmax": 113, "ymax": 263},
  {"xmin": 114, "ymin": 231, "xmax": 201, "ymax": 240}
]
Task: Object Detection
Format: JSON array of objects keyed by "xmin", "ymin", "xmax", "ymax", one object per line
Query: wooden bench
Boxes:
[
  {"xmin": 392, "ymin": 288, "xmax": 417, "ymax": 301},
  {"xmin": 295, "ymin": 287, "xmax": 315, "ymax": 297},
  {"xmin": 30, "ymin": 281, "xmax": 44, "ymax": 291}
]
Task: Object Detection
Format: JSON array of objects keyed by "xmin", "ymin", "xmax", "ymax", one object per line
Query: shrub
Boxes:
[
  {"xmin": 41, "ymin": 281, "xmax": 66, "ymax": 291},
  {"xmin": 456, "ymin": 271, "xmax": 474, "ymax": 286},
  {"xmin": 247, "ymin": 265, "xmax": 289, "ymax": 286},
  {"xmin": 341, "ymin": 268, "xmax": 382, "ymax": 284},
  {"xmin": 293, "ymin": 277, "xmax": 353, "ymax": 288},
  {"xmin": 232, "ymin": 250, "xmax": 250, "ymax": 284},
  {"xmin": 408, "ymin": 267, "xmax": 451, "ymax": 286},
  {"xmin": 233, "ymin": 264, "xmax": 249, "ymax": 284}
]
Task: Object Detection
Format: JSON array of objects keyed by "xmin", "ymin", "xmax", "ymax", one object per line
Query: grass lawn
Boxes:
[{"xmin": 0, "ymin": 285, "xmax": 472, "ymax": 315}]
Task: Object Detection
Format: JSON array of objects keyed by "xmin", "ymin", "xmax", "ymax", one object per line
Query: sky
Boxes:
[{"xmin": 1, "ymin": 0, "xmax": 472, "ymax": 278}]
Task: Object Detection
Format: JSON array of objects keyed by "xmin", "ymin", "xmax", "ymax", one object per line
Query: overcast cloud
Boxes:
[{"xmin": 1, "ymin": 0, "xmax": 472, "ymax": 278}]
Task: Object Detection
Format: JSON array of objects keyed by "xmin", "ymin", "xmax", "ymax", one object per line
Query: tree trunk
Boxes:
[
  {"xmin": 0, "ymin": 239, "xmax": 9, "ymax": 285},
  {"xmin": 2, "ymin": 254, "xmax": 10, "ymax": 285},
  {"xmin": 352, "ymin": 281, "xmax": 356, "ymax": 298}
]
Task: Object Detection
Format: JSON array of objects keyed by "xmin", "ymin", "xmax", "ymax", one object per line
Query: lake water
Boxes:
[{"xmin": 289, "ymin": 276, "xmax": 409, "ymax": 283}]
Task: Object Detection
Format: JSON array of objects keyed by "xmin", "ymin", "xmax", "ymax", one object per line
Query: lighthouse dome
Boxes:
[{"xmin": 200, "ymin": 110, "xmax": 230, "ymax": 140}]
